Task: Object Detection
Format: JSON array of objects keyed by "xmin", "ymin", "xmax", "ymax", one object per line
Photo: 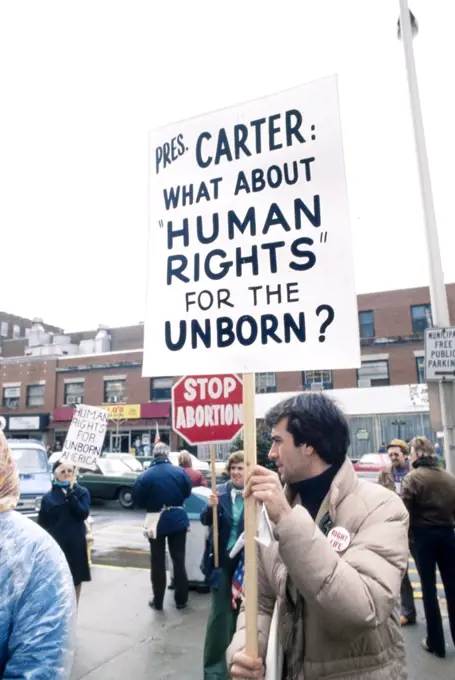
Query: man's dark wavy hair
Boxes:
[{"xmin": 265, "ymin": 392, "xmax": 350, "ymax": 466}]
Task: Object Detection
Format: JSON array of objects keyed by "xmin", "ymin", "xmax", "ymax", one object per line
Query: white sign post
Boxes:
[
  {"xmin": 59, "ymin": 404, "xmax": 108, "ymax": 471},
  {"xmin": 143, "ymin": 75, "xmax": 360, "ymax": 377},
  {"xmin": 424, "ymin": 328, "xmax": 455, "ymax": 381}
]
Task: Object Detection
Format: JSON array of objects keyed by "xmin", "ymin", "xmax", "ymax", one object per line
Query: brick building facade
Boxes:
[{"xmin": 0, "ymin": 284, "xmax": 452, "ymax": 452}]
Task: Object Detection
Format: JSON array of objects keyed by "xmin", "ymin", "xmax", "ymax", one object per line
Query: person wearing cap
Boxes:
[
  {"xmin": 227, "ymin": 393, "xmax": 409, "ymax": 680},
  {"xmin": 133, "ymin": 442, "xmax": 192, "ymax": 611},
  {"xmin": 0, "ymin": 432, "xmax": 76, "ymax": 678},
  {"xmin": 402, "ymin": 436, "xmax": 455, "ymax": 659},
  {"xmin": 378, "ymin": 439, "xmax": 416, "ymax": 627}
]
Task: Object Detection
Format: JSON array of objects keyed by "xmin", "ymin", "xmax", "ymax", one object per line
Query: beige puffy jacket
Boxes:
[{"xmin": 227, "ymin": 459, "xmax": 409, "ymax": 680}]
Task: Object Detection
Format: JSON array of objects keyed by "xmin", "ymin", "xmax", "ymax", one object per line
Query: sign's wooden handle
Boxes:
[
  {"xmin": 210, "ymin": 443, "xmax": 219, "ymax": 569},
  {"xmin": 243, "ymin": 373, "xmax": 259, "ymax": 658}
]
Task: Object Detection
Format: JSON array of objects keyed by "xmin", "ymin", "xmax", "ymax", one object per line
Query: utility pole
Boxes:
[{"xmin": 398, "ymin": 1, "xmax": 455, "ymax": 472}]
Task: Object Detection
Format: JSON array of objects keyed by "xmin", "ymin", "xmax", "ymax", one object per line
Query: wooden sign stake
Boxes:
[
  {"xmin": 242, "ymin": 372, "xmax": 259, "ymax": 658},
  {"xmin": 209, "ymin": 442, "xmax": 219, "ymax": 569}
]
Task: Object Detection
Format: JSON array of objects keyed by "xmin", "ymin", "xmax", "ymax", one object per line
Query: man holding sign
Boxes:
[{"xmin": 227, "ymin": 393, "xmax": 409, "ymax": 680}]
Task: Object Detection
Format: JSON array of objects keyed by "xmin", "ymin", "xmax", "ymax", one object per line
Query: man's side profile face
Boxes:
[
  {"xmin": 388, "ymin": 446, "xmax": 406, "ymax": 469},
  {"xmin": 268, "ymin": 417, "xmax": 312, "ymax": 484}
]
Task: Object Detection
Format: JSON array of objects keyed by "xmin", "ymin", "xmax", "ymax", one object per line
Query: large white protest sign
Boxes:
[
  {"xmin": 60, "ymin": 405, "xmax": 108, "ymax": 470},
  {"xmin": 143, "ymin": 75, "xmax": 360, "ymax": 377}
]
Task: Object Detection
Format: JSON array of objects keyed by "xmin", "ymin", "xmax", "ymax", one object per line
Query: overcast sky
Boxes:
[{"xmin": 0, "ymin": 1, "xmax": 453, "ymax": 331}]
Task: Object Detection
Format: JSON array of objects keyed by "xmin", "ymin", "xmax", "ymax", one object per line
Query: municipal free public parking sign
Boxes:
[{"xmin": 425, "ymin": 327, "xmax": 455, "ymax": 381}]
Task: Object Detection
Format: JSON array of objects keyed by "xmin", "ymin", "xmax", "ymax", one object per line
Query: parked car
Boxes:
[
  {"xmin": 353, "ymin": 453, "xmax": 389, "ymax": 483},
  {"xmin": 76, "ymin": 457, "xmax": 141, "ymax": 509},
  {"xmin": 137, "ymin": 451, "xmax": 209, "ymax": 471},
  {"xmin": 103, "ymin": 452, "xmax": 144, "ymax": 473},
  {"xmin": 8, "ymin": 439, "xmax": 52, "ymax": 520}
]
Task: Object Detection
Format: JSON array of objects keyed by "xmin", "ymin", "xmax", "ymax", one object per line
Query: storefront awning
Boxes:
[{"xmin": 52, "ymin": 402, "xmax": 171, "ymax": 424}]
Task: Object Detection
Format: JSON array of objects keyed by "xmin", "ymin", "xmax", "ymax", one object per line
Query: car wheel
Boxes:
[{"xmin": 118, "ymin": 487, "xmax": 133, "ymax": 509}]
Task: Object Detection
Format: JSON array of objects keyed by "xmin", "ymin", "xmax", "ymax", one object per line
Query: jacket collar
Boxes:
[
  {"xmin": 285, "ymin": 457, "xmax": 358, "ymax": 522},
  {"xmin": 413, "ymin": 456, "xmax": 439, "ymax": 470},
  {"xmin": 152, "ymin": 458, "xmax": 171, "ymax": 467},
  {"xmin": 326, "ymin": 458, "xmax": 359, "ymax": 520}
]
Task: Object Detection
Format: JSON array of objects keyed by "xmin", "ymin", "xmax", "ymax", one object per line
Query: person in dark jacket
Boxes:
[
  {"xmin": 133, "ymin": 443, "xmax": 192, "ymax": 611},
  {"xmin": 179, "ymin": 450, "xmax": 208, "ymax": 488},
  {"xmin": 38, "ymin": 460, "xmax": 91, "ymax": 606},
  {"xmin": 200, "ymin": 451, "xmax": 245, "ymax": 680},
  {"xmin": 402, "ymin": 436, "xmax": 455, "ymax": 658},
  {"xmin": 378, "ymin": 439, "xmax": 416, "ymax": 626}
]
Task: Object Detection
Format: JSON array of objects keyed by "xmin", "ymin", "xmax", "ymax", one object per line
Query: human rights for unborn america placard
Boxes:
[{"xmin": 143, "ymin": 75, "xmax": 360, "ymax": 377}]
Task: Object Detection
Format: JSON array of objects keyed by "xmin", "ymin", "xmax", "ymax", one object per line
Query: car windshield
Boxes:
[
  {"xmin": 11, "ymin": 448, "xmax": 48, "ymax": 473},
  {"xmin": 98, "ymin": 459, "xmax": 131, "ymax": 476},
  {"xmin": 358, "ymin": 454, "xmax": 382, "ymax": 464}
]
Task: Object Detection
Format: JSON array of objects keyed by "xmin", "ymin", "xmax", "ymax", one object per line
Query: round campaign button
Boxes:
[{"xmin": 327, "ymin": 526, "xmax": 351, "ymax": 552}]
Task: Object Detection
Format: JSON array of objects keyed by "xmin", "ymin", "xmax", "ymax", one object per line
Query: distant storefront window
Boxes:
[
  {"xmin": 357, "ymin": 360, "xmax": 389, "ymax": 387},
  {"xmin": 302, "ymin": 370, "xmax": 332, "ymax": 390},
  {"xmin": 104, "ymin": 379, "xmax": 126, "ymax": 404},
  {"xmin": 26, "ymin": 384, "xmax": 45, "ymax": 408},
  {"xmin": 255, "ymin": 373, "xmax": 276, "ymax": 394},
  {"xmin": 411, "ymin": 304, "xmax": 432, "ymax": 334},
  {"xmin": 151, "ymin": 377, "xmax": 172, "ymax": 401},
  {"xmin": 64, "ymin": 382, "xmax": 85, "ymax": 406},
  {"xmin": 12, "ymin": 324, "xmax": 21, "ymax": 338},
  {"xmin": 416, "ymin": 356, "xmax": 425, "ymax": 383},
  {"xmin": 359, "ymin": 311, "xmax": 375, "ymax": 338},
  {"xmin": 3, "ymin": 386, "xmax": 20, "ymax": 409},
  {"xmin": 0, "ymin": 321, "xmax": 8, "ymax": 337}
]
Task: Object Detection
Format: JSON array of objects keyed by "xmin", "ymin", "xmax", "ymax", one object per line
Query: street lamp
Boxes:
[{"xmin": 397, "ymin": 0, "xmax": 455, "ymax": 473}]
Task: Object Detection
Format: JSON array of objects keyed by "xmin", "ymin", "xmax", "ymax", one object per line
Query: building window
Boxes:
[
  {"xmin": 12, "ymin": 324, "xmax": 21, "ymax": 339},
  {"xmin": 0, "ymin": 322, "xmax": 8, "ymax": 337},
  {"xmin": 416, "ymin": 356, "xmax": 425, "ymax": 383},
  {"xmin": 302, "ymin": 370, "xmax": 332, "ymax": 390},
  {"xmin": 255, "ymin": 373, "xmax": 276, "ymax": 394},
  {"xmin": 151, "ymin": 377, "xmax": 172, "ymax": 401},
  {"xmin": 357, "ymin": 360, "xmax": 389, "ymax": 387},
  {"xmin": 359, "ymin": 310, "xmax": 375, "ymax": 338},
  {"xmin": 411, "ymin": 304, "xmax": 432, "ymax": 334},
  {"xmin": 64, "ymin": 382, "xmax": 84, "ymax": 406},
  {"xmin": 104, "ymin": 379, "xmax": 126, "ymax": 404},
  {"xmin": 3, "ymin": 386, "xmax": 20, "ymax": 409},
  {"xmin": 26, "ymin": 384, "xmax": 45, "ymax": 408}
]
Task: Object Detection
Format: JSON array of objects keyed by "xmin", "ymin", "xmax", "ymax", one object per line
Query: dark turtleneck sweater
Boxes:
[{"xmin": 289, "ymin": 462, "xmax": 342, "ymax": 520}]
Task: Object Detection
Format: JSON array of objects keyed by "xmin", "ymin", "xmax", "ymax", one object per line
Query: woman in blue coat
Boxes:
[
  {"xmin": 39, "ymin": 460, "xmax": 91, "ymax": 604},
  {"xmin": 0, "ymin": 432, "xmax": 76, "ymax": 679},
  {"xmin": 200, "ymin": 451, "xmax": 245, "ymax": 680}
]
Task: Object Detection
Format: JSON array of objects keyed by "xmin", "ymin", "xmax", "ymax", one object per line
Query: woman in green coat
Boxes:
[{"xmin": 200, "ymin": 451, "xmax": 245, "ymax": 680}]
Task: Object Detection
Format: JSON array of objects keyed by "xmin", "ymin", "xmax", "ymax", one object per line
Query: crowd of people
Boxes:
[{"xmin": 1, "ymin": 392, "xmax": 455, "ymax": 679}]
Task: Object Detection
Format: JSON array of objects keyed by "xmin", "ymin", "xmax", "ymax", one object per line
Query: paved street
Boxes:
[{"xmin": 73, "ymin": 504, "xmax": 454, "ymax": 679}]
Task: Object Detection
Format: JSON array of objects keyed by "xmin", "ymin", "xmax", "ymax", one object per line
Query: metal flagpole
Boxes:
[{"xmin": 398, "ymin": 0, "xmax": 455, "ymax": 472}]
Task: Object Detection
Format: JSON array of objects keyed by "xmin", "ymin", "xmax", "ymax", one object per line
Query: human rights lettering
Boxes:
[
  {"xmin": 144, "ymin": 77, "xmax": 360, "ymax": 376},
  {"xmin": 155, "ymin": 109, "xmax": 331, "ymax": 352}
]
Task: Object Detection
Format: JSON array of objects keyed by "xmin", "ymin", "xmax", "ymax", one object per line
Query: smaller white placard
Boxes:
[
  {"xmin": 425, "ymin": 327, "xmax": 455, "ymax": 381},
  {"xmin": 60, "ymin": 404, "xmax": 108, "ymax": 470}
]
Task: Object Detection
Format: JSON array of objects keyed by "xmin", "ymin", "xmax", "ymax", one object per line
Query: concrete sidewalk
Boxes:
[
  {"xmin": 73, "ymin": 565, "xmax": 454, "ymax": 680},
  {"xmin": 72, "ymin": 566, "xmax": 209, "ymax": 680}
]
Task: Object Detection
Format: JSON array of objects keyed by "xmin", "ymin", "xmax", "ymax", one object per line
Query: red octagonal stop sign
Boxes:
[{"xmin": 172, "ymin": 374, "xmax": 243, "ymax": 445}]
